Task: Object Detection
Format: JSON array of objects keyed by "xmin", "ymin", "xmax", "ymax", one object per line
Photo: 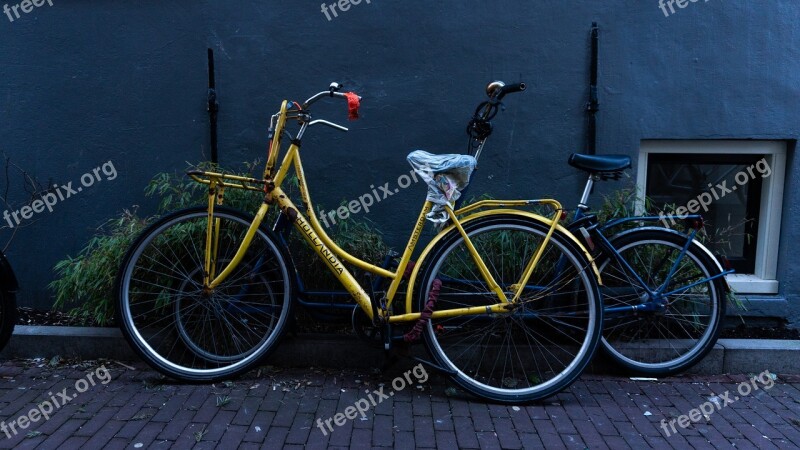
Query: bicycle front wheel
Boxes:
[
  {"xmin": 599, "ymin": 228, "xmax": 726, "ymax": 376},
  {"xmin": 116, "ymin": 206, "xmax": 293, "ymax": 381},
  {"xmin": 419, "ymin": 215, "xmax": 602, "ymax": 403}
]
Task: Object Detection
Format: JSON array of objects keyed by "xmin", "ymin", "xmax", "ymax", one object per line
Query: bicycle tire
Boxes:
[
  {"xmin": 0, "ymin": 290, "xmax": 16, "ymax": 352},
  {"xmin": 116, "ymin": 206, "xmax": 294, "ymax": 381},
  {"xmin": 598, "ymin": 228, "xmax": 726, "ymax": 376},
  {"xmin": 418, "ymin": 214, "xmax": 602, "ymax": 403}
]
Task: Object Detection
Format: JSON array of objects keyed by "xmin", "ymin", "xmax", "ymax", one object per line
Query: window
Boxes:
[{"xmin": 638, "ymin": 141, "xmax": 787, "ymax": 294}]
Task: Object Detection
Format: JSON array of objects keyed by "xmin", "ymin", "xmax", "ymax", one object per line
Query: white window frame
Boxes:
[{"xmin": 638, "ymin": 140, "xmax": 786, "ymax": 295}]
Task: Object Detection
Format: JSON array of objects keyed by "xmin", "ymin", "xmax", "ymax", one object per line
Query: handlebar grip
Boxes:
[{"xmin": 343, "ymin": 91, "xmax": 360, "ymax": 120}]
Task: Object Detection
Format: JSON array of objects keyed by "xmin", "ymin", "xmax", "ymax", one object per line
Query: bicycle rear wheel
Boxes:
[
  {"xmin": 116, "ymin": 206, "xmax": 293, "ymax": 381},
  {"xmin": 598, "ymin": 228, "xmax": 726, "ymax": 376},
  {"xmin": 419, "ymin": 215, "xmax": 602, "ymax": 403}
]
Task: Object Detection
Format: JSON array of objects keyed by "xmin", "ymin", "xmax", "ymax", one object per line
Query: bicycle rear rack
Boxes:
[{"xmin": 187, "ymin": 169, "xmax": 268, "ymax": 192}]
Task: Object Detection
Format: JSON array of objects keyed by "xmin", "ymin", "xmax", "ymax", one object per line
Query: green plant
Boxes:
[
  {"xmin": 595, "ymin": 184, "xmax": 648, "ymax": 225},
  {"xmin": 193, "ymin": 426, "xmax": 207, "ymax": 443},
  {"xmin": 50, "ymin": 161, "xmax": 391, "ymax": 325},
  {"xmin": 50, "ymin": 208, "xmax": 151, "ymax": 325},
  {"xmin": 51, "ymin": 161, "xmax": 268, "ymax": 326},
  {"xmin": 215, "ymin": 395, "xmax": 231, "ymax": 407}
]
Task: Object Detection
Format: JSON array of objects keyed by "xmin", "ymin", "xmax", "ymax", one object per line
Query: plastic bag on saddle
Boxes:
[{"xmin": 407, "ymin": 150, "xmax": 477, "ymax": 224}]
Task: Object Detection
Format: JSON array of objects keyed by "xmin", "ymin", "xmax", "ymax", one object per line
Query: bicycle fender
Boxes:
[
  {"xmin": 608, "ymin": 226, "xmax": 730, "ymax": 290},
  {"xmin": 404, "ymin": 209, "xmax": 602, "ymax": 314}
]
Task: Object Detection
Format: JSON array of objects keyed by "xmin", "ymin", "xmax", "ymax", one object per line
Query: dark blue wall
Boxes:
[{"xmin": 0, "ymin": 1, "xmax": 797, "ymax": 317}]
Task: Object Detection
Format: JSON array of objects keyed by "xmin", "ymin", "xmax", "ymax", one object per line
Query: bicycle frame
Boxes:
[{"xmin": 187, "ymin": 100, "xmax": 577, "ymax": 324}]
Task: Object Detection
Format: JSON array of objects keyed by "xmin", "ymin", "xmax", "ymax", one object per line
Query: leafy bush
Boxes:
[
  {"xmin": 51, "ymin": 161, "xmax": 389, "ymax": 325},
  {"xmin": 51, "ymin": 170, "xmax": 742, "ymax": 327},
  {"xmin": 50, "ymin": 209, "xmax": 151, "ymax": 326}
]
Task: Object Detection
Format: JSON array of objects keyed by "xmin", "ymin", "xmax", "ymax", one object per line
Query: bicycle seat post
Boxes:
[{"xmin": 578, "ymin": 174, "xmax": 598, "ymax": 212}]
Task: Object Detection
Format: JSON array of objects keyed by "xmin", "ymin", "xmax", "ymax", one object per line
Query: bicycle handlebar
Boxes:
[
  {"xmin": 302, "ymin": 82, "xmax": 361, "ymax": 108},
  {"xmin": 309, "ymin": 119, "xmax": 349, "ymax": 132},
  {"xmin": 486, "ymin": 80, "xmax": 527, "ymax": 101},
  {"xmin": 466, "ymin": 80, "xmax": 527, "ymax": 154},
  {"xmin": 497, "ymin": 82, "xmax": 527, "ymax": 99},
  {"xmin": 302, "ymin": 90, "xmax": 349, "ymax": 108},
  {"xmin": 297, "ymin": 80, "xmax": 525, "ymax": 142},
  {"xmin": 298, "ymin": 82, "xmax": 361, "ymax": 131}
]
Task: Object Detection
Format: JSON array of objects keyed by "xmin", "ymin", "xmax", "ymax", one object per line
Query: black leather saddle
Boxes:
[{"xmin": 568, "ymin": 153, "xmax": 631, "ymax": 177}]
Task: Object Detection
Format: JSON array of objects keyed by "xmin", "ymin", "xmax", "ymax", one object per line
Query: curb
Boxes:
[{"xmin": 1, "ymin": 326, "xmax": 798, "ymax": 376}]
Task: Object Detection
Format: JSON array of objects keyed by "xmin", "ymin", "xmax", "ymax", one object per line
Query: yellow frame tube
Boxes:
[
  {"xmin": 455, "ymin": 199, "xmax": 562, "ymax": 216},
  {"xmin": 209, "ymin": 184, "xmax": 226, "ymax": 280},
  {"xmin": 389, "ymin": 302, "xmax": 511, "ymax": 323},
  {"xmin": 273, "ymin": 145, "xmax": 396, "ymax": 279},
  {"xmin": 508, "ymin": 207, "xmax": 562, "ymax": 303},
  {"xmin": 384, "ymin": 203, "xmax": 430, "ymax": 308},
  {"xmin": 209, "ymin": 217, "xmax": 221, "ymax": 280},
  {"xmin": 264, "ymin": 101, "xmax": 289, "ymax": 179},
  {"xmin": 207, "ymin": 202, "xmax": 270, "ymax": 289},
  {"xmin": 444, "ymin": 206, "xmax": 508, "ymax": 303},
  {"xmin": 272, "ymin": 187, "xmax": 375, "ymax": 320},
  {"xmin": 203, "ymin": 179, "xmax": 218, "ymax": 286}
]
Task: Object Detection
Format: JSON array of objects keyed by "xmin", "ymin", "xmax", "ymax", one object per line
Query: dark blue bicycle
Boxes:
[
  {"xmin": 564, "ymin": 153, "xmax": 732, "ymax": 376},
  {"xmin": 463, "ymin": 85, "xmax": 732, "ymax": 377}
]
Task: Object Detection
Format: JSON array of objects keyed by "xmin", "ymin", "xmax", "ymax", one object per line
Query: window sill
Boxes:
[{"xmin": 726, "ymin": 274, "xmax": 779, "ymax": 295}]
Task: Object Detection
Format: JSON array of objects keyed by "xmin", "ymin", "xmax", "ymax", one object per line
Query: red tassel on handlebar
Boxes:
[{"xmin": 344, "ymin": 92, "xmax": 360, "ymax": 120}]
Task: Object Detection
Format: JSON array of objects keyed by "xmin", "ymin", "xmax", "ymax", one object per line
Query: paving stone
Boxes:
[
  {"xmin": 493, "ymin": 417, "xmax": 523, "ymax": 449},
  {"xmin": 412, "ymin": 415, "xmax": 436, "ymax": 448},
  {"xmin": 372, "ymin": 414, "xmax": 394, "ymax": 447},
  {"xmin": 155, "ymin": 408, "xmax": 195, "ymax": 441},
  {"xmin": 286, "ymin": 412, "xmax": 314, "ymax": 444},
  {"xmin": 454, "ymin": 417, "xmax": 480, "ymax": 449},
  {"xmin": 217, "ymin": 424, "xmax": 248, "ymax": 449},
  {"xmin": 518, "ymin": 432, "xmax": 545, "ymax": 449}
]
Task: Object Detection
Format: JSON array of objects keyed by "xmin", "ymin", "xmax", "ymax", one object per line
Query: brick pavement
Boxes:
[{"xmin": 0, "ymin": 358, "xmax": 798, "ymax": 449}]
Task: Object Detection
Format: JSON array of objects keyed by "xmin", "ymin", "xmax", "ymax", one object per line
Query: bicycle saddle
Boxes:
[
  {"xmin": 407, "ymin": 150, "xmax": 477, "ymax": 223},
  {"xmin": 568, "ymin": 153, "xmax": 631, "ymax": 174},
  {"xmin": 407, "ymin": 150, "xmax": 477, "ymax": 174}
]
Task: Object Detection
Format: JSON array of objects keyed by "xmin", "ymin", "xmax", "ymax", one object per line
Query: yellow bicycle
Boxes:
[{"xmin": 115, "ymin": 81, "xmax": 603, "ymax": 402}]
